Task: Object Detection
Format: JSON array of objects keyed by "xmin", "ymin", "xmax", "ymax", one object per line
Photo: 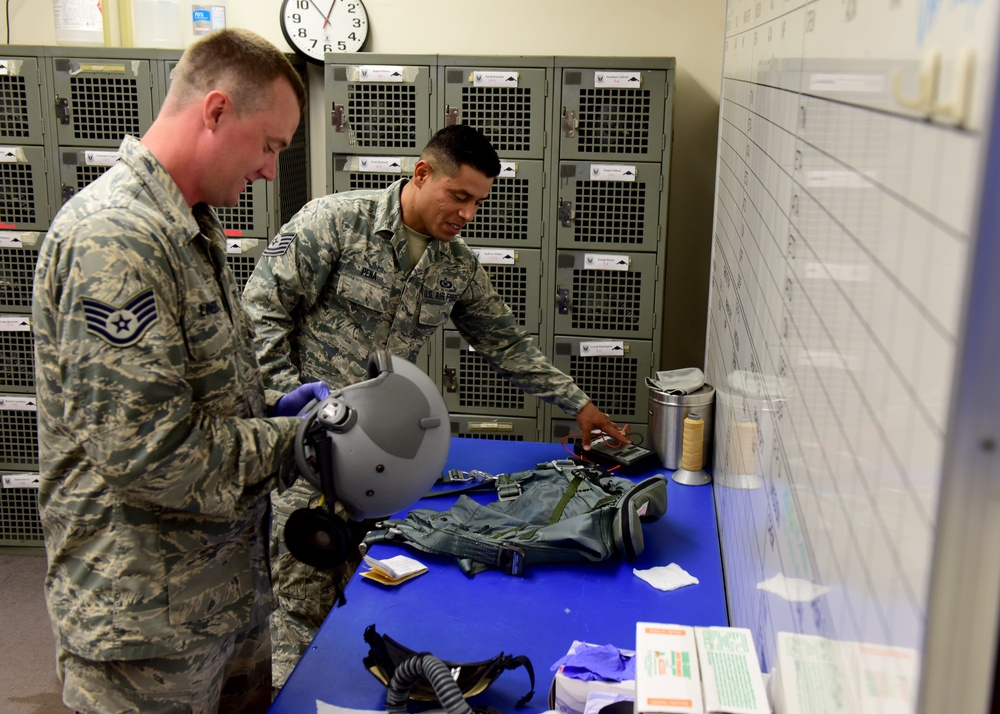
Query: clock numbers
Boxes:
[{"xmin": 280, "ymin": 0, "xmax": 369, "ymax": 64}]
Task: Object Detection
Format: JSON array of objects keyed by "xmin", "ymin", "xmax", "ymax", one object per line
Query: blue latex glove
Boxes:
[{"xmin": 271, "ymin": 381, "xmax": 330, "ymax": 417}]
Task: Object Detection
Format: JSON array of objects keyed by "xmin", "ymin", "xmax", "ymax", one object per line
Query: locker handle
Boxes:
[
  {"xmin": 55, "ymin": 96, "xmax": 72, "ymax": 125},
  {"xmin": 331, "ymin": 104, "xmax": 345, "ymax": 132},
  {"xmin": 556, "ymin": 287, "xmax": 571, "ymax": 315},
  {"xmin": 561, "ymin": 107, "xmax": 576, "ymax": 137},
  {"xmin": 445, "ymin": 106, "xmax": 460, "ymax": 126},
  {"xmin": 558, "ymin": 199, "xmax": 574, "ymax": 227},
  {"xmin": 443, "ymin": 366, "xmax": 457, "ymax": 392}
]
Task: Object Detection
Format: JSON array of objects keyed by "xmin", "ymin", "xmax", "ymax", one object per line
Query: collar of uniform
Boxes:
[
  {"xmin": 116, "ymin": 135, "xmax": 202, "ymax": 242},
  {"xmin": 191, "ymin": 202, "xmax": 229, "ymax": 254},
  {"xmin": 377, "ymin": 178, "xmax": 448, "ymax": 264}
]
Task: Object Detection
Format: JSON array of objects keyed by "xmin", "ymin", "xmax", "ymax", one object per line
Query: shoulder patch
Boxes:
[
  {"xmin": 81, "ymin": 288, "xmax": 159, "ymax": 347},
  {"xmin": 264, "ymin": 233, "xmax": 296, "ymax": 256}
]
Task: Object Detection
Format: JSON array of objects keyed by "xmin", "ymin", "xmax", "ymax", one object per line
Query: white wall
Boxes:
[{"xmin": 3, "ymin": 0, "xmax": 726, "ymax": 368}]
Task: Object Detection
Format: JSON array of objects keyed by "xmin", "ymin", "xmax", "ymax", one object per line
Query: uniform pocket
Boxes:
[
  {"xmin": 181, "ymin": 286, "xmax": 234, "ymax": 362},
  {"xmin": 337, "ymin": 272, "xmax": 389, "ymax": 313},
  {"xmin": 160, "ymin": 513, "xmax": 251, "ymax": 626}
]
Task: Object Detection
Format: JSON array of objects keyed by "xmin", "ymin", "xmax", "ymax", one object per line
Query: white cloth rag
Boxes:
[{"xmin": 633, "ymin": 563, "xmax": 700, "ymax": 591}]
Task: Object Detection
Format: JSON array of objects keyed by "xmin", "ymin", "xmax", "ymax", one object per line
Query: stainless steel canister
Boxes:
[{"xmin": 648, "ymin": 384, "xmax": 716, "ymax": 470}]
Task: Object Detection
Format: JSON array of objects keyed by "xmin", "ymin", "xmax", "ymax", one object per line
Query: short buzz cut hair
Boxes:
[
  {"xmin": 421, "ymin": 125, "xmax": 501, "ymax": 179},
  {"xmin": 166, "ymin": 28, "xmax": 306, "ymax": 115}
]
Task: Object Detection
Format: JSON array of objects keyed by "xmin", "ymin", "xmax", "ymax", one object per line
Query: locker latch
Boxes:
[
  {"xmin": 556, "ymin": 287, "xmax": 571, "ymax": 314},
  {"xmin": 561, "ymin": 107, "xmax": 576, "ymax": 137},
  {"xmin": 55, "ymin": 96, "xmax": 72, "ymax": 125},
  {"xmin": 331, "ymin": 104, "xmax": 345, "ymax": 132},
  {"xmin": 445, "ymin": 106, "xmax": 460, "ymax": 126},
  {"xmin": 443, "ymin": 366, "xmax": 457, "ymax": 393},
  {"xmin": 61, "ymin": 185, "xmax": 76, "ymax": 204},
  {"xmin": 558, "ymin": 200, "xmax": 574, "ymax": 227}
]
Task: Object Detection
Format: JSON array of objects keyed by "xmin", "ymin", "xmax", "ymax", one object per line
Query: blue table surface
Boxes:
[{"xmin": 269, "ymin": 438, "xmax": 726, "ymax": 713}]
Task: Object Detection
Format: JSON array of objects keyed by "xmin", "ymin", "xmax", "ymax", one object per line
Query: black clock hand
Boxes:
[
  {"xmin": 322, "ymin": 0, "xmax": 337, "ymax": 28},
  {"xmin": 306, "ymin": 0, "xmax": 327, "ymax": 21}
]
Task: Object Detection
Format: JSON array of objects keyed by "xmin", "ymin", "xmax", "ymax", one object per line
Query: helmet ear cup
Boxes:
[{"xmin": 284, "ymin": 507, "xmax": 353, "ymax": 570}]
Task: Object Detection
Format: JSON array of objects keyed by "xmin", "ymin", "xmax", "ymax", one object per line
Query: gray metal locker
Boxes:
[
  {"xmin": 550, "ymin": 336, "xmax": 653, "ymax": 425},
  {"xmin": 449, "ymin": 246, "xmax": 542, "ymax": 332},
  {"xmin": 156, "ymin": 54, "xmax": 182, "ymax": 108},
  {"xmin": 0, "ymin": 231, "xmax": 41, "ymax": 313},
  {"xmin": 552, "ymin": 249, "xmax": 659, "ymax": 338},
  {"xmin": 214, "ymin": 181, "xmax": 270, "ymax": 238},
  {"xmin": 0, "ymin": 52, "xmax": 47, "ymax": 145},
  {"xmin": 556, "ymin": 160, "xmax": 662, "ymax": 252},
  {"xmin": 550, "ymin": 418, "xmax": 649, "ymax": 452},
  {"xmin": 224, "ymin": 238, "xmax": 266, "ymax": 294},
  {"xmin": 325, "ymin": 55, "xmax": 436, "ymax": 156},
  {"xmin": 0, "ymin": 315, "xmax": 34, "ymax": 394},
  {"xmin": 556, "ymin": 61, "xmax": 673, "ymax": 160},
  {"xmin": 56, "ymin": 146, "xmax": 118, "ymax": 208},
  {"xmin": 0, "ymin": 471, "xmax": 43, "ymax": 546},
  {"xmin": 449, "ymin": 414, "xmax": 538, "ymax": 441},
  {"xmin": 438, "ymin": 57, "xmax": 551, "ymax": 159},
  {"xmin": 329, "ymin": 154, "xmax": 417, "ymax": 194},
  {"xmin": 0, "ymin": 145, "xmax": 50, "ymax": 230},
  {"xmin": 461, "ymin": 159, "xmax": 545, "ymax": 248},
  {"xmin": 0, "ymin": 394, "xmax": 39, "ymax": 470},
  {"xmin": 48, "ymin": 51, "xmax": 155, "ymax": 148},
  {"xmin": 440, "ymin": 330, "xmax": 539, "ymax": 418},
  {"xmin": 276, "ymin": 101, "xmax": 312, "ymax": 228}
]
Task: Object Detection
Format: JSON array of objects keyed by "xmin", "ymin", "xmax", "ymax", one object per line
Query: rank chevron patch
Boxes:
[
  {"xmin": 264, "ymin": 233, "xmax": 295, "ymax": 256},
  {"xmin": 81, "ymin": 288, "xmax": 159, "ymax": 347}
]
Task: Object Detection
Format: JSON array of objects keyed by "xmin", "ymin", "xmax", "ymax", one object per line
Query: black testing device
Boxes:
[{"xmin": 575, "ymin": 434, "xmax": 658, "ymax": 471}]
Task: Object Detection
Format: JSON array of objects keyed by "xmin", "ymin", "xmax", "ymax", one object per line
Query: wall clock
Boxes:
[{"xmin": 279, "ymin": 0, "xmax": 369, "ymax": 64}]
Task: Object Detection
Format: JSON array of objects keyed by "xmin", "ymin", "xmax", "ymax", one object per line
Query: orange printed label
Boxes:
[{"xmin": 644, "ymin": 626, "xmax": 687, "ymax": 636}]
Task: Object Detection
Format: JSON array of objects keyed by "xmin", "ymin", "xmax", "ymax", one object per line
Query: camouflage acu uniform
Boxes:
[
  {"xmin": 242, "ymin": 179, "xmax": 590, "ymax": 686},
  {"xmin": 32, "ymin": 135, "xmax": 300, "ymax": 711}
]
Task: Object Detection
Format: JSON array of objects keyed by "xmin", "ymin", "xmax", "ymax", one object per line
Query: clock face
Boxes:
[{"xmin": 280, "ymin": 0, "xmax": 369, "ymax": 64}]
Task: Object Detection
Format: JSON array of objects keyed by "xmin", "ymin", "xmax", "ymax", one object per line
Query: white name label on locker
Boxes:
[
  {"xmin": 358, "ymin": 65, "xmax": 404, "ymax": 82},
  {"xmin": 469, "ymin": 421, "xmax": 513, "ymax": 432},
  {"xmin": 226, "ymin": 240, "xmax": 245, "ymax": 254},
  {"xmin": 472, "ymin": 71, "xmax": 519, "ymax": 87},
  {"xmin": 0, "ymin": 231, "xmax": 25, "ymax": 247},
  {"xmin": 2, "ymin": 474, "xmax": 40, "ymax": 489},
  {"xmin": 0, "ymin": 316, "xmax": 30, "ymax": 331},
  {"xmin": 0, "ymin": 396, "xmax": 36, "ymax": 411},
  {"xmin": 584, "ymin": 253, "xmax": 631, "ymax": 271},
  {"xmin": 580, "ymin": 341, "xmax": 625, "ymax": 357},
  {"xmin": 0, "ymin": 147, "xmax": 21, "ymax": 162},
  {"xmin": 594, "ymin": 71, "xmax": 642, "ymax": 88},
  {"xmin": 472, "ymin": 248, "xmax": 516, "ymax": 265},
  {"xmin": 358, "ymin": 157, "xmax": 403, "ymax": 173},
  {"xmin": 85, "ymin": 150, "xmax": 119, "ymax": 166},
  {"xmin": 589, "ymin": 164, "xmax": 636, "ymax": 181},
  {"xmin": 498, "ymin": 161, "xmax": 518, "ymax": 178},
  {"xmin": 0, "ymin": 60, "xmax": 8, "ymax": 76}
]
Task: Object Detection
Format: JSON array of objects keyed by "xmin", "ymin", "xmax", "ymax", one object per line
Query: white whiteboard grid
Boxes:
[{"xmin": 708, "ymin": 0, "xmax": 991, "ymax": 695}]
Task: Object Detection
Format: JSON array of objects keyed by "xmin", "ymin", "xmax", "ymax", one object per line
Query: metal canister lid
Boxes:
[{"xmin": 649, "ymin": 382, "xmax": 716, "ymax": 407}]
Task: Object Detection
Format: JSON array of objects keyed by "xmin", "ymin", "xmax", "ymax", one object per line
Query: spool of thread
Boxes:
[
  {"xmin": 671, "ymin": 412, "xmax": 711, "ymax": 486},
  {"xmin": 727, "ymin": 419, "xmax": 758, "ymax": 475},
  {"xmin": 680, "ymin": 413, "xmax": 705, "ymax": 470}
]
